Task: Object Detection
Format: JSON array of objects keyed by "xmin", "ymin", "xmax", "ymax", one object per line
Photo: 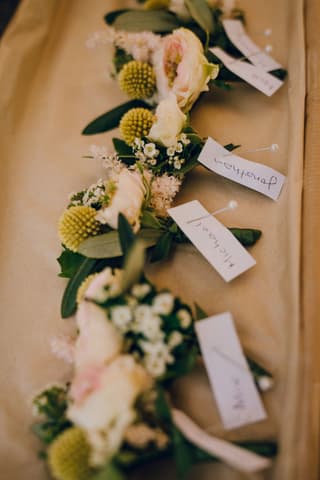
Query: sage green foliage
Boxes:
[{"xmin": 32, "ymin": 386, "xmax": 71, "ymax": 445}]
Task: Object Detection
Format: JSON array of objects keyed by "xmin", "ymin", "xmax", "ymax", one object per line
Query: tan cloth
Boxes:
[{"xmin": 0, "ymin": 0, "xmax": 312, "ymax": 478}]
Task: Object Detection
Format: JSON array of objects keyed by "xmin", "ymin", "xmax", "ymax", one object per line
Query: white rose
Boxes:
[
  {"xmin": 84, "ymin": 267, "xmax": 117, "ymax": 303},
  {"xmin": 152, "ymin": 292, "xmax": 175, "ymax": 315},
  {"xmin": 153, "ymin": 28, "xmax": 219, "ymax": 111},
  {"xmin": 68, "ymin": 355, "xmax": 152, "ymax": 465},
  {"xmin": 96, "ymin": 169, "xmax": 147, "ymax": 232},
  {"xmin": 74, "ymin": 301, "xmax": 122, "ymax": 371},
  {"xmin": 148, "ymin": 94, "xmax": 186, "ymax": 147}
]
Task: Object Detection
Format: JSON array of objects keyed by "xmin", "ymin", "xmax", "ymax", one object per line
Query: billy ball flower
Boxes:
[
  {"xmin": 58, "ymin": 206, "xmax": 101, "ymax": 252},
  {"xmin": 120, "ymin": 108, "xmax": 155, "ymax": 146},
  {"xmin": 48, "ymin": 427, "xmax": 93, "ymax": 480},
  {"xmin": 119, "ymin": 61, "xmax": 156, "ymax": 99}
]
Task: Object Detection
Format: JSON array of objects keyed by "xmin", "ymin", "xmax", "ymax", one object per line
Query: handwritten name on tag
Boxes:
[
  {"xmin": 222, "ymin": 19, "xmax": 282, "ymax": 72},
  {"xmin": 195, "ymin": 312, "xmax": 267, "ymax": 430},
  {"xmin": 198, "ymin": 137, "xmax": 285, "ymax": 201},
  {"xmin": 211, "ymin": 47, "xmax": 283, "ymax": 96},
  {"xmin": 168, "ymin": 200, "xmax": 256, "ymax": 282}
]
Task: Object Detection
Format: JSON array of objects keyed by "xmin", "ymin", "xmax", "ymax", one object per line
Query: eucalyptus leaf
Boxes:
[
  {"xmin": 113, "ymin": 10, "xmax": 181, "ymax": 33},
  {"xmin": 61, "ymin": 258, "xmax": 97, "ymax": 318},
  {"xmin": 104, "ymin": 9, "xmax": 129, "ymax": 25},
  {"xmin": 118, "ymin": 213, "xmax": 136, "ymax": 255},
  {"xmin": 229, "ymin": 228, "xmax": 261, "ymax": 247},
  {"xmin": 184, "ymin": 0, "xmax": 214, "ymax": 33},
  {"xmin": 82, "ymin": 100, "xmax": 151, "ymax": 135},
  {"xmin": 120, "ymin": 240, "xmax": 145, "ymax": 293},
  {"xmin": 78, "ymin": 228, "xmax": 162, "ymax": 259}
]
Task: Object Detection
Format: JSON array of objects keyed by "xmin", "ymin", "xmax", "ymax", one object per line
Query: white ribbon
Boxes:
[{"xmin": 172, "ymin": 409, "xmax": 272, "ymax": 474}]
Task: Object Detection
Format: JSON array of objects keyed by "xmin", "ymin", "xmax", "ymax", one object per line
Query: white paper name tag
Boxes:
[
  {"xmin": 211, "ymin": 47, "xmax": 283, "ymax": 96},
  {"xmin": 195, "ymin": 312, "xmax": 267, "ymax": 430},
  {"xmin": 198, "ymin": 137, "xmax": 285, "ymax": 201},
  {"xmin": 168, "ymin": 200, "xmax": 256, "ymax": 282},
  {"xmin": 222, "ymin": 19, "xmax": 282, "ymax": 72}
]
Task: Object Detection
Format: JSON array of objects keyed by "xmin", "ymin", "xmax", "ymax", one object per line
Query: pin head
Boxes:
[
  {"xmin": 228, "ymin": 200, "xmax": 238, "ymax": 210},
  {"xmin": 270, "ymin": 143, "xmax": 279, "ymax": 152},
  {"xmin": 265, "ymin": 44, "xmax": 273, "ymax": 53},
  {"xmin": 264, "ymin": 28, "xmax": 272, "ymax": 36}
]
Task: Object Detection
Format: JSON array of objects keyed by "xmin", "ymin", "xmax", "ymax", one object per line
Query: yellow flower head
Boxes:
[
  {"xmin": 119, "ymin": 61, "xmax": 156, "ymax": 99},
  {"xmin": 120, "ymin": 108, "xmax": 155, "ymax": 146},
  {"xmin": 144, "ymin": 0, "xmax": 170, "ymax": 9},
  {"xmin": 58, "ymin": 206, "xmax": 100, "ymax": 252},
  {"xmin": 48, "ymin": 428, "xmax": 93, "ymax": 480}
]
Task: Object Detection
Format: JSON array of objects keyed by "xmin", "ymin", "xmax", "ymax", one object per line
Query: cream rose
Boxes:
[
  {"xmin": 148, "ymin": 94, "xmax": 186, "ymax": 147},
  {"xmin": 153, "ymin": 28, "xmax": 219, "ymax": 111},
  {"xmin": 96, "ymin": 169, "xmax": 147, "ymax": 232},
  {"xmin": 67, "ymin": 355, "xmax": 152, "ymax": 465},
  {"xmin": 74, "ymin": 301, "xmax": 122, "ymax": 371}
]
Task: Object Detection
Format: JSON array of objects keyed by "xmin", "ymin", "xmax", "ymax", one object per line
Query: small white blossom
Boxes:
[
  {"xmin": 143, "ymin": 143, "xmax": 157, "ymax": 158},
  {"xmin": 140, "ymin": 341, "xmax": 174, "ymax": 377},
  {"xmin": 148, "ymin": 158, "xmax": 157, "ymax": 166},
  {"xmin": 168, "ymin": 331, "xmax": 183, "ymax": 350},
  {"xmin": 111, "ymin": 306, "xmax": 133, "ymax": 332},
  {"xmin": 167, "ymin": 146, "xmax": 176, "ymax": 157},
  {"xmin": 179, "ymin": 133, "xmax": 190, "ymax": 145},
  {"xmin": 152, "ymin": 293, "xmax": 174, "ymax": 315},
  {"xmin": 133, "ymin": 306, "xmax": 163, "ymax": 341},
  {"xmin": 177, "ymin": 309, "xmax": 192, "ymax": 329},
  {"xmin": 175, "ymin": 142, "xmax": 183, "ymax": 153},
  {"xmin": 173, "ymin": 157, "xmax": 182, "ymax": 170},
  {"xmin": 134, "ymin": 138, "xmax": 145, "ymax": 149},
  {"xmin": 131, "ymin": 283, "xmax": 152, "ymax": 299}
]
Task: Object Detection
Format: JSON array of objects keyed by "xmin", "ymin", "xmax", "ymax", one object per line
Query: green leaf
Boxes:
[
  {"xmin": 246, "ymin": 357, "xmax": 272, "ymax": 380},
  {"xmin": 194, "ymin": 303, "xmax": 208, "ymax": 320},
  {"xmin": 105, "ymin": 9, "xmax": 130, "ymax": 25},
  {"xmin": 172, "ymin": 427, "xmax": 194, "ymax": 478},
  {"xmin": 82, "ymin": 100, "xmax": 152, "ymax": 135},
  {"xmin": 57, "ymin": 248, "xmax": 85, "ymax": 278},
  {"xmin": 151, "ymin": 231, "xmax": 173, "ymax": 262},
  {"xmin": 141, "ymin": 210, "xmax": 162, "ymax": 229},
  {"xmin": 78, "ymin": 228, "xmax": 162, "ymax": 259},
  {"xmin": 61, "ymin": 258, "xmax": 98, "ymax": 318},
  {"xmin": 224, "ymin": 143, "xmax": 241, "ymax": 151},
  {"xmin": 229, "ymin": 228, "xmax": 262, "ymax": 247},
  {"xmin": 113, "ymin": 10, "xmax": 181, "ymax": 33},
  {"xmin": 112, "ymin": 138, "xmax": 134, "ymax": 156},
  {"xmin": 92, "ymin": 462, "xmax": 127, "ymax": 480},
  {"xmin": 209, "ymin": 78, "xmax": 232, "ymax": 90},
  {"xmin": 155, "ymin": 385, "xmax": 172, "ymax": 424},
  {"xmin": 184, "ymin": 0, "xmax": 214, "ymax": 33},
  {"xmin": 120, "ymin": 240, "xmax": 145, "ymax": 293},
  {"xmin": 118, "ymin": 213, "xmax": 136, "ymax": 255}
]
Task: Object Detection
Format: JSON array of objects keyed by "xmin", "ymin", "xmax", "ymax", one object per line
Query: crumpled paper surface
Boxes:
[{"xmin": 0, "ymin": 0, "xmax": 307, "ymax": 478}]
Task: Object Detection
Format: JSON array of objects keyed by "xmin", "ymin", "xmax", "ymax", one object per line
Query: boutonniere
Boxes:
[{"xmin": 33, "ymin": 240, "xmax": 275, "ymax": 480}]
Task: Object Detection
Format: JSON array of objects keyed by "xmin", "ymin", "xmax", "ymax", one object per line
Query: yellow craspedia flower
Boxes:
[
  {"xmin": 120, "ymin": 108, "xmax": 155, "ymax": 146},
  {"xmin": 76, "ymin": 273, "xmax": 98, "ymax": 304},
  {"xmin": 48, "ymin": 428, "xmax": 93, "ymax": 480},
  {"xmin": 144, "ymin": 0, "xmax": 170, "ymax": 9},
  {"xmin": 58, "ymin": 206, "xmax": 100, "ymax": 252},
  {"xmin": 119, "ymin": 61, "xmax": 156, "ymax": 100}
]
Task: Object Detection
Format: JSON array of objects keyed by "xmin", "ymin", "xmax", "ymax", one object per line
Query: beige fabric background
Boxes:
[{"xmin": 0, "ymin": 0, "xmax": 313, "ymax": 478}]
